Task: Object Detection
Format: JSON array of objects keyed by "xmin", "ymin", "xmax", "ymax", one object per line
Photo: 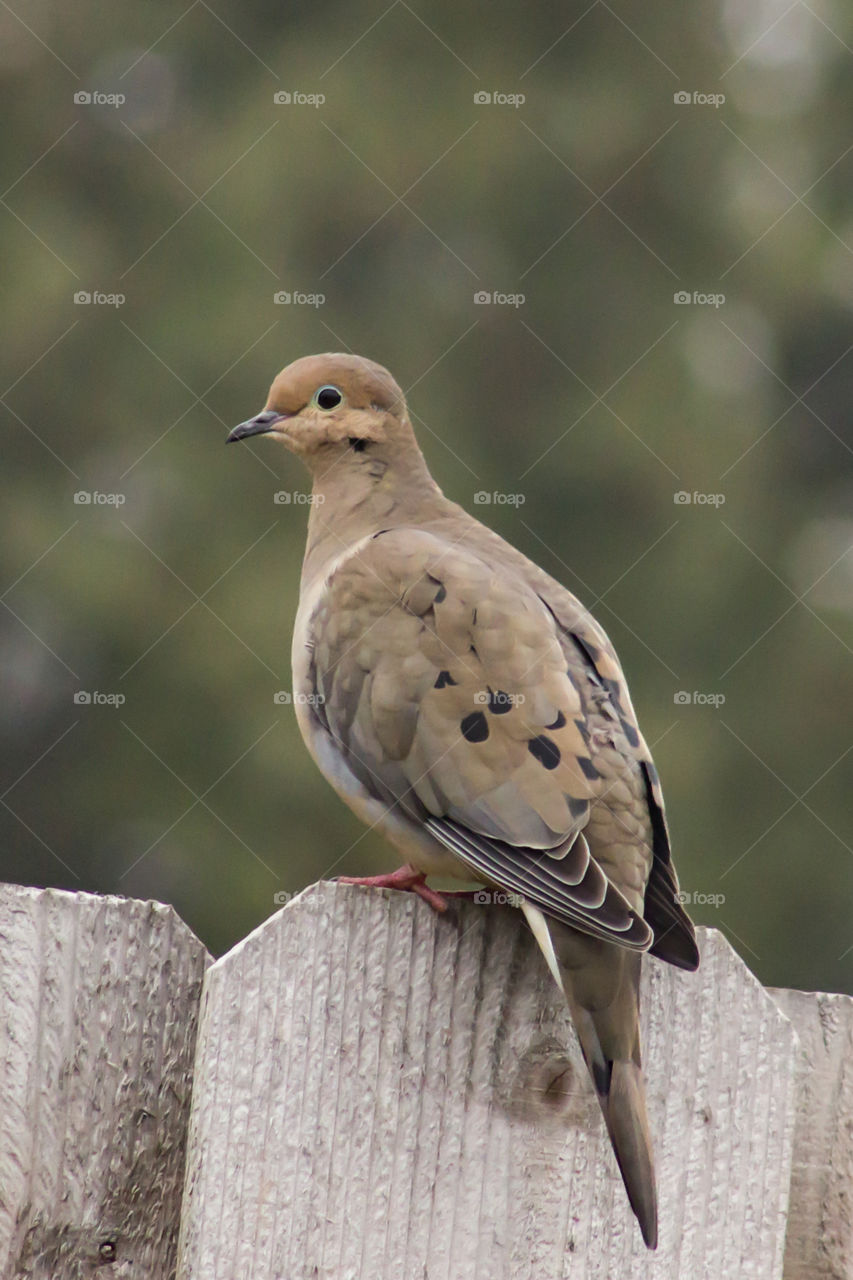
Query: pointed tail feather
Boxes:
[
  {"xmin": 605, "ymin": 1059, "xmax": 658, "ymax": 1248},
  {"xmin": 520, "ymin": 904, "xmax": 659, "ymax": 1246},
  {"xmin": 568, "ymin": 996, "xmax": 658, "ymax": 1249}
]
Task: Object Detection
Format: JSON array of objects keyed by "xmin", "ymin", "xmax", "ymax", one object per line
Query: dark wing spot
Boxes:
[
  {"xmin": 528, "ymin": 735, "xmax": 561, "ymax": 770},
  {"xmin": 434, "ymin": 670, "xmax": 458, "ymax": 689},
  {"xmin": 461, "ymin": 711, "xmax": 489, "ymax": 743},
  {"xmin": 574, "ymin": 718, "xmax": 590, "ymax": 747},
  {"xmin": 433, "ymin": 583, "xmax": 447, "ymax": 604},
  {"xmin": 578, "ymin": 756, "xmax": 600, "ymax": 780},
  {"xmin": 571, "ymin": 632, "xmax": 601, "ymax": 669},
  {"xmin": 566, "ymin": 794, "xmax": 589, "ymax": 820},
  {"xmin": 546, "ymin": 710, "xmax": 566, "ymax": 730},
  {"xmin": 488, "ymin": 688, "xmax": 513, "ymax": 714},
  {"xmin": 620, "ymin": 718, "xmax": 641, "ymax": 748},
  {"xmin": 645, "ymin": 760, "xmax": 660, "ymax": 789}
]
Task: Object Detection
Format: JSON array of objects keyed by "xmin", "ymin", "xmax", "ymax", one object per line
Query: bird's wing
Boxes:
[
  {"xmin": 530, "ymin": 580, "xmax": 699, "ymax": 970},
  {"xmin": 303, "ymin": 525, "xmax": 675, "ymax": 953}
]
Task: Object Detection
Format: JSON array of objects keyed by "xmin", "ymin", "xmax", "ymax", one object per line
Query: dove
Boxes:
[{"xmin": 227, "ymin": 352, "xmax": 698, "ymax": 1249}]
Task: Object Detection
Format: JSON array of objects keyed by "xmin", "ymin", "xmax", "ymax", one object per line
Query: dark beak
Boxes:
[{"xmin": 227, "ymin": 410, "xmax": 287, "ymax": 443}]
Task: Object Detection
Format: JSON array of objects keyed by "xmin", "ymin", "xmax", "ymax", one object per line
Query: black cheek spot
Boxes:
[
  {"xmin": 528, "ymin": 735, "xmax": 561, "ymax": 770},
  {"xmin": 578, "ymin": 756, "xmax": 600, "ymax": 780},
  {"xmin": 461, "ymin": 711, "xmax": 489, "ymax": 743},
  {"xmin": 434, "ymin": 670, "xmax": 457, "ymax": 689},
  {"xmin": 488, "ymin": 689, "xmax": 513, "ymax": 714},
  {"xmin": 546, "ymin": 710, "xmax": 566, "ymax": 730}
]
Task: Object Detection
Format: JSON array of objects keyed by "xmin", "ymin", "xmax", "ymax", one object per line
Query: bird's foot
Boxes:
[{"xmin": 336, "ymin": 863, "xmax": 448, "ymax": 913}]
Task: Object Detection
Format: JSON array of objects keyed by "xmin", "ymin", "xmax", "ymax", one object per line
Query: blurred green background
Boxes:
[{"xmin": 2, "ymin": 0, "xmax": 852, "ymax": 993}]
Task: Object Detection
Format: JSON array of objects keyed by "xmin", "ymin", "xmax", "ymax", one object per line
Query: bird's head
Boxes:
[{"xmin": 227, "ymin": 353, "xmax": 413, "ymax": 474}]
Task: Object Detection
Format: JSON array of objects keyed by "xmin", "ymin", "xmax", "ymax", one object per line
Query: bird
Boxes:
[{"xmin": 227, "ymin": 352, "xmax": 698, "ymax": 1249}]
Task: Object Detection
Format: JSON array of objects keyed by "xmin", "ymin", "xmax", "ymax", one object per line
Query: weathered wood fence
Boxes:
[{"xmin": 0, "ymin": 880, "xmax": 850, "ymax": 1279}]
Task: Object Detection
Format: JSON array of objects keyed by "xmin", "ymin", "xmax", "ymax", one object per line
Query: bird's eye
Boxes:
[{"xmin": 313, "ymin": 384, "xmax": 343, "ymax": 411}]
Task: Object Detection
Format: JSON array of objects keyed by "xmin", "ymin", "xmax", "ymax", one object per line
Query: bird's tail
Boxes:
[
  {"xmin": 521, "ymin": 903, "xmax": 658, "ymax": 1249},
  {"xmin": 568, "ymin": 985, "xmax": 658, "ymax": 1249}
]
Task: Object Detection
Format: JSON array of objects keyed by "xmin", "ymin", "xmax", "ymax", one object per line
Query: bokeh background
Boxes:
[{"xmin": 2, "ymin": 0, "xmax": 852, "ymax": 992}]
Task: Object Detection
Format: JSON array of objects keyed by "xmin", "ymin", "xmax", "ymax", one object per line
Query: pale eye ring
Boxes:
[{"xmin": 313, "ymin": 384, "xmax": 343, "ymax": 411}]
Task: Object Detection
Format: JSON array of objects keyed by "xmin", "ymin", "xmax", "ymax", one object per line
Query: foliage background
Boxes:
[{"xmin": 2, "ymin": 0, "xmax": 852, "ymax": 992}]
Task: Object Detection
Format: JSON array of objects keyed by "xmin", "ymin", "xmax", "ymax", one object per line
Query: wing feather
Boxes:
[{"xmin": 304, "ymin": 527, "xmax": 683, "ymax": 958}]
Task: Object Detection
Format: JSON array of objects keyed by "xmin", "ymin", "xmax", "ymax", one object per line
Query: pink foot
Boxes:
[{"xmin": 336, "ymin": 863, "xmax": 448, "ymax": 913}]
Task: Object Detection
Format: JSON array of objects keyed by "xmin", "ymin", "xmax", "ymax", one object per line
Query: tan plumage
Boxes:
[{"xmin": 228, "ymin": 352, "xmax": 699, "ymax": 1249}]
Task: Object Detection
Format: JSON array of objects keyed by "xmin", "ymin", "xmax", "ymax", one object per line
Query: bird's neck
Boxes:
[{"xmin": 300, "ymin": 446, "xmax": 448, "ymax": 590}]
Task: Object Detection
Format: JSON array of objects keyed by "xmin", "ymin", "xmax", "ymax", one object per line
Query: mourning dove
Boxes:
[{"xmin": 228, "ymin": 353, "xmax": 698, "ymax": 1249}]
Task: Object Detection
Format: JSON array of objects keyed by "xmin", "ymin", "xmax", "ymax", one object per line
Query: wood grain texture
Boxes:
[
  {"xmin": 771, "ymin": 988, "xmax": 853, "ymax": 1280},
  {"xmin": 178, "ymin": 881, "xmax": 798, "ymax": 1280},
  {"xmin": 0, "ymin": 883, "xmax": 209, "ymax": 1280}
]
